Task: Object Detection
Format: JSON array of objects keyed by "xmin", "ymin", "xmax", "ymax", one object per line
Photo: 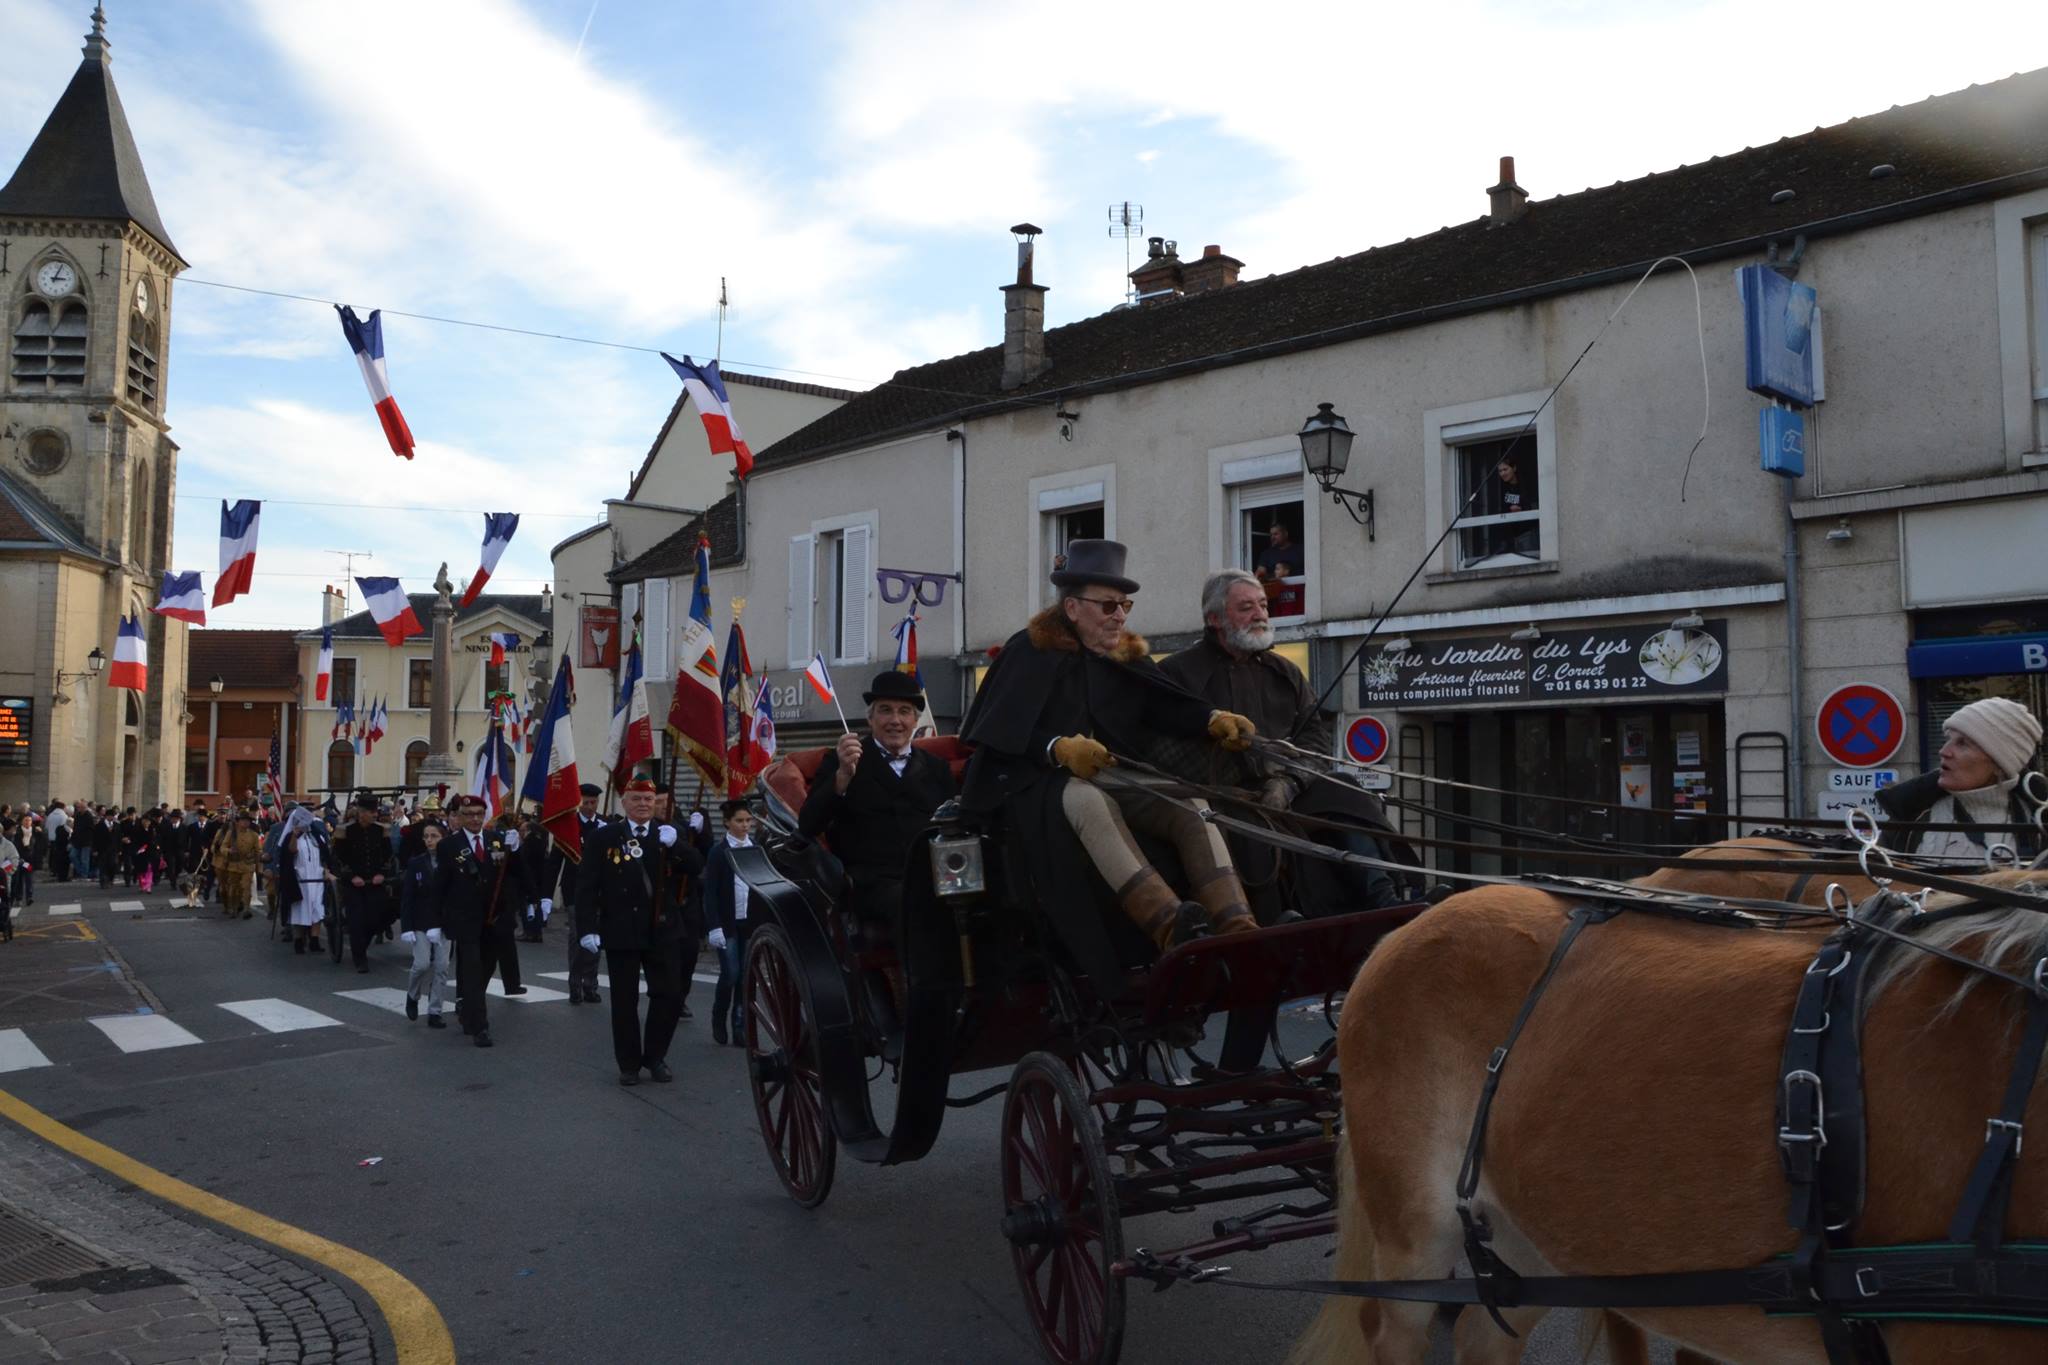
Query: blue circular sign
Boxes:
[
  {"xmin": 1815, "ymin": 683, "xmax": 1905, "ymax": 768},
  {"xmin": 1345, "ymin": 716, "xmax": 1390, "ymax": 765}
]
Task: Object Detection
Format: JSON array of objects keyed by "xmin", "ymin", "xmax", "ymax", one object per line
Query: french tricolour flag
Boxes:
[
  {"xmin": 460, "ymin": 513, "xmax": 520, "ymax": 607},
  {"xmin": 355, "ymin": 576, "xmax": 423, "ymax": 647},
  {"xmin": 213, "ymin": 500, "xmax": 260, "ymax": 608},
  {"xmin": 152, "ymin": 570, "xmax": 207, "ymax": 625},
  {"xmin": 315, "ymin": 625, "xmax": 333, "ymax": 702},
  {"xmin": 662, "ymin": 353, "xmax": 755, "ymax": 480},
  {"xmin": 802, "ymin": 654, "xmax": 836, "ymax": 705},
  {"xmin": 521, "ymin": 655, "xmax": 583, "ymax": 861},
  {"xmin": 337, "ymin": 306, "xmax": 416, "ymax": 460},
  {"xmin": 109, "ymin": 615, "xmax": 147, "ymax": 692},
  {"xmin": 487, "ymin": 631, "xmax": 520, "ymax": 668}
]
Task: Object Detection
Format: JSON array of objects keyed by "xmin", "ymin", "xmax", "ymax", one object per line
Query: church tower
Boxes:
[{"xmin": 0, "ymin": 5, "xmax": 189, "ymax": 808}]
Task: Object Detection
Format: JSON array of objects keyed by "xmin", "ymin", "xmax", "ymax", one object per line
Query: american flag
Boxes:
[{"xmin": 259, "ymin": 728, "xmax": 283, "ymax": 807}]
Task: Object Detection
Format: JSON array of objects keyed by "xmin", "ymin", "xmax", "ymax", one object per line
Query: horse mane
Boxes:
[{"xmin": 1863, "ymin": 869, "xmax": 2048, "ymax": 1018}]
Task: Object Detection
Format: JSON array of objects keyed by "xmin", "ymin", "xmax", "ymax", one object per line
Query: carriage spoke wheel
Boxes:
[
  {"xmin": 743, "ymin": 925, "xmax": 836, "ymax": 1208},
  {"xmin": 1001, "ymin": 1051, "xmax": 1125, "ymax": 1365}
]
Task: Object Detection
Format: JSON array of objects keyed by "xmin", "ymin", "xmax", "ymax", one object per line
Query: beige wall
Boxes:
[
  {"xmin": 631, "ymin": 379, "xmax": 846, "ymax": 513},
  {"xmin": 550, "ymin": 526, "xmax": 614, "ymax": 795}
]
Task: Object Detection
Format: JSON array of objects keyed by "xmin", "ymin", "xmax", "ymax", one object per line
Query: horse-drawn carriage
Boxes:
[{"xmin": 733, "ymin": 736, "xmax": 1423, "ymax": 1364}]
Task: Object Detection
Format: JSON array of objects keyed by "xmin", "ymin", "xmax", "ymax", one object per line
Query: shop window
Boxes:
[
  {"xmin": 403, "ymin": 740, "xmax": 429, "ymax": 790},
  {"xmin": 184, "ymin": 748, "xmax": 211, "ymax": 794},
  {"xmin": 326, "ymin": 740, "xmax": 355, "ymax": 792},
  {"xmin": 1233, "ymin": 479, "xmax": 1307, "ymax": 619},
  {"xmin": 330, "ymin": 658, "xmax": 357, "ymax": 709},
  {"xmin": 408, "ymin": 659, "xmax": 432, "ymax": 709},
  {"xmin": 1453, "ymin": 435, "xmax": 1541, "ymax": 569}
]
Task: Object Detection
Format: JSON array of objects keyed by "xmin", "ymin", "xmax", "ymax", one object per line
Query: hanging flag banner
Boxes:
[
  {"xmin": 460, "ymin": 513, "xmax": 520, "ymax": 606},
  {"xmin": 721, "ymin": 603, "xmax": 759, "ymax": 797},
  {"xmin": 486, "ymin": 631, "xmax": 520, "ymax": 668},
  {"xmin": 336, "ymin": 306, "xmax": 417, "ymax": 460},
  {"xmin": 662, "ymin": 353, "xmax": 755, "ymax": 479},
  {"xmin": 580, "ymin": 604, "xmax": 621, "ymax": 670},
  {"xmin": 603, "ymin": 642, "xmax": 653, "ymax": 784},
  {"xmin": 522, "ymin": 655, "xmax": 583, "ymax": 861},
  {"xmin": 213, "ymin": 500, "xmax": 261, "ymax": 607},
  {"xmin": 355, "ymin": 577, "xmax": 423, "ymax": 647},
  {"xmin": 315, "ymin": 625, "xmax": 334, "ymax": 702},
  {"xmin": 666, "ymin": 536, "xmax": 725, "ymax": 789},
  {"xmin": 109, "ymin": 615, "xmax": 147, "ymax": 691},
  {"xmin": 153, "ymin": 570, "xmax": 207, "ymax": 625}
]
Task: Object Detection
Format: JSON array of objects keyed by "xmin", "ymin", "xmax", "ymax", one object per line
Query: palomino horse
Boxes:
[{"xmin": 1291, "ymin": 847, "xmax": 2043, "ymax": 1365}]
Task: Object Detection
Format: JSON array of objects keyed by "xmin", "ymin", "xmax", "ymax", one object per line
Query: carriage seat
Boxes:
[{"xmin": 759, "ymin": 735, "xmax": 973, "ymax": 848}]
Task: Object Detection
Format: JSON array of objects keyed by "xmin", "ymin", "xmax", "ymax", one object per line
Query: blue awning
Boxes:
[{"xmin": 1907, "ymin": 633, "xmax": 2048, "ymax": 679}]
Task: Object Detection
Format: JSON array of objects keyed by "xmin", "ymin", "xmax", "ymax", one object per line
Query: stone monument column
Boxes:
[{"xmin": 415, "ymin": 562, "xmax": 465, "ymax": 798}]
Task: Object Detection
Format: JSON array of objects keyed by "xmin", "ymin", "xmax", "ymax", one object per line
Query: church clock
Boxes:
[{"xmin": 33, "ymin": 258, "xmax": 77, "ymax": 297}]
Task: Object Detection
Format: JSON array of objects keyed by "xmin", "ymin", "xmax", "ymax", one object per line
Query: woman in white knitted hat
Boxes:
[{"xmin": 1876, "ymin": 696, "xmax": 2043, "ymax": 860}]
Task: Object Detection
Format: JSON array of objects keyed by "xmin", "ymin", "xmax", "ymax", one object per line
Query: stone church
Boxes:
[{"xmin": 0, "ymin": 8, "xmax": 187, "ymax": 809}]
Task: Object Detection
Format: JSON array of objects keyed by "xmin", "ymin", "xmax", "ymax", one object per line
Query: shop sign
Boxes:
[
  {"xmin": 1826, "ymin": 768, "xmax": 1898, "ymax": 793},
  {"xmin": 1357, "ymin": 620, "xmax": 1728, "ymax": 709},
  {"xmin": 1906, "ymin": 634, "xmax": 2048, "ymax": 679},
  {"xmin": 0, "ymin": 698, "xmax": 29, "ymax": 767},
  {"xmin": 579, "ymin": 605, "xmax": 620, "ymax": 670}
]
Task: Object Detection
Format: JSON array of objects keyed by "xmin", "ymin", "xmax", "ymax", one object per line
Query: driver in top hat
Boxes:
[
  {"xmin": 798, "ymin": 669, "xmax": 959, "ymax": 927},
  {"xmin": 959, "ymin": 539, "xmax": 1259, "ymax": 965}
]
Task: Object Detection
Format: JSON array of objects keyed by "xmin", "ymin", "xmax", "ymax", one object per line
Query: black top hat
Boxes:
[
  {"xmin": 863, "ymin": 669, "xmax": 927, "ymax": 707},
  {"xmin": 1049, "ymin": 538, "xmax": 1139, "ymax": 594}
]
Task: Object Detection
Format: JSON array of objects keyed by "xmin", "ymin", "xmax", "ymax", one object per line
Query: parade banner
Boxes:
[{"xmin": 1358, "ymin": 619, "xmax": 1729, "ymax": 709}]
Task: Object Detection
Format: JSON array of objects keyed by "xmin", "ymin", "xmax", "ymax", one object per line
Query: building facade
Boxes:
[
  {"xmin": 184, "ymin": 630, "xmax": 302, "ymax": 805},
  {"xmin": 0, "ymin": 10, "xmax": 188, "ymax": 809}
]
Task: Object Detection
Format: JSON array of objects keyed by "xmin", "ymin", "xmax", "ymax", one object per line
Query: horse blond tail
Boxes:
[{"xmin": 1286, "ymin": 1135, "xmax": 1373, "ymax": 1365}]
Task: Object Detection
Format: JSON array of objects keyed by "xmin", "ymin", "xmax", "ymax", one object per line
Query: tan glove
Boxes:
[
  {"xmin": 1207, "ymin": 710, "xmax": 1257, "ymax": 751},
  {"xmin": 1051, "ymin": 735, "xmax": 1115, "ymax": 781}
]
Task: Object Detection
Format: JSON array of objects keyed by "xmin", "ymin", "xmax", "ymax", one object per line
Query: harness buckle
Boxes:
[
  {"xmin": 1486, "ymin": 1046, "xmax": 1508, "ymax": 1075},
  {"xmin": 1791, "ymin": 1011, "xmax": 1832, "ymax": 1036},
  {"xmin": 1854, "ymin": 1266, "xmax": 1881, "ymax": 1298},
  {"xmin": 1987, "ymin": 1117, "xmax": 2024, "ymax": 1155},
  {"xmin": 1778, "ymin": 1070, "xmax": 1827, "ymax": 1153}
]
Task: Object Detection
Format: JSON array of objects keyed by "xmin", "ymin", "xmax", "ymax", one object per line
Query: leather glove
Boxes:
[
  {"xmin": 400, "ymin": 930, "xmax": 418, "ymax": 944},
  {"xmin": 708, "ymin": 928, "xmax": 727, "ymax": 950},
  {"xmin": 1051, "ymin": 735, "xmax": 1114, "ymax": 781},
  {"xmin": 1258, "ymin": 776, "xmax": 1294, "ymax": 811},
  {"xmin": 539, "ymin": 897, "xmax": 552, "ymax": 920},
  {"xmin": 579, "ymin": 934, "xmax": 601, "ymax": 953},
  {"xmin": 658, "ymin": 825, "xmax": 676, "ymax": 847},
  {"xmin": 425, "ymin": 927, "xmax": 443, "ymax": 944},
  {"xmin": 1207, "ymin": 710, "xmax": 1257, "ymax": 751}
]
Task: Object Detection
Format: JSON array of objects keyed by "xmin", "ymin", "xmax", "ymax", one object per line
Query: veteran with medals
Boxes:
[
  {"xmin": 574, "ymin": 778, "xmax": 706, "ymax": 1086},
  {"xmin": 434, "ymin": 795, "xmax": 533, "ymax": 1048}
]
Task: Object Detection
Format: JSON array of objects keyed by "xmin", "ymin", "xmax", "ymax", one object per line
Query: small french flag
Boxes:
[
  {"xmin": 213, "ymin": 499, "xmax": 260, "ymax": 607},
  {"xmin": 152, "ymin": 570, "xmax": 207, "ymax": 625},
  {"xmin": 487, "ymin": 631, "xmax": 520, "ymax": 668},
  {"xmin": 315, "ymin": 625, "xmax": 333, "ymax": 702},
  {"xmin": 460, "ymin": 513, "xmax": 520, "ymax": 607},
  {"xmin": 662, "ymin": 353, "xmax": 755, "ymax": 480},
  {"xmin": 109, "ymin": 614, "xmax": 148, "ymax": 691},
  {"xmin": 355, "ymin": 576, "xmax": 423, "ymax": 647},
  {"xmin": 337, "ymin": 306, "xmax": 416, "ymax": 460},
  {"xmin": 802, "ymin": 653, "xmax": 836, "ymax": 705}
]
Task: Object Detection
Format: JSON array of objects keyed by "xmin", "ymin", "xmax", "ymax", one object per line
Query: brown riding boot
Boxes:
[
  {"xmin": 1117, "ymin": 867, "xmax": 1200, "ymax": 951},
  {"xmin": 1190, "ymin": 868, "xmax": 1258, "ymax": 935}
]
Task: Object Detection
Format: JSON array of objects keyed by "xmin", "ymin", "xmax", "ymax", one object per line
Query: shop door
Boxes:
[
  {"xmin": 1499, "ymin": 709, "xmax": 1620, "ymax": 877},
  {"xmin": 226, "ymin": 761, "xmax": 264, "ymax": 804}
]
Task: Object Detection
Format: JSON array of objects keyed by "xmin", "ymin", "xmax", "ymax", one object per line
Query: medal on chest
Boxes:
[{"xmin": 624, "ymin": 838, "xmax": 643, "ymax": 860}]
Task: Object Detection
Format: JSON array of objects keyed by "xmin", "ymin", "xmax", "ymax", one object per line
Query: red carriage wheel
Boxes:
[
  {"xmin": 744, "ymin": 924, "xmax": 837, "ymax": 1208},
  {"xmin": 1001, "ymin": 1051, "xmax": 1126, "ymax": 1365}
]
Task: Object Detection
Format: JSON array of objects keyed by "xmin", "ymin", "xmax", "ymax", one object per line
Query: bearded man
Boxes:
[
  {"xmin": 1161, "ymin": 569, "xmax": 1415, "ymax": 911},
  {"xmin": 960, "ymin": 540, "xmax": 1259, "ymax": 987}
]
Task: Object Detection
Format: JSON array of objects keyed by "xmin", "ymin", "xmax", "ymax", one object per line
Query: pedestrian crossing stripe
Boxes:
[
  {"xmin": 484, "ymin": 981, "xmax": 569, "ymax": 1002},
  {"xmin": 332, "ymin": 987, "xmax": 411, "ymax": 1016},
  {"xmin": 46, "ymin": 904, "xmax": 81, "ymax": 916},
  {"xmin": 108, "ymin": 901, "xmax": 145, "ymax": 912},
  {"xmin": 0, "ymin": 1029, "xmax": 52, "ymax": 1074},
  {"xmin": 217, "ymin": 999, "xmax": 343, "ymax": 1032},
  {"xmin": 88, "ymin": 1014, "xmax": 203, "ymax": 1052}
]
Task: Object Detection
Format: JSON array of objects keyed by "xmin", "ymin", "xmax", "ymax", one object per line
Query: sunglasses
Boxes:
[
  {"xmin": 1077, "ymin": 596, "xmax": 1135, "ymax": 615},
  {"xmin": 877, "ymin": 568, "xmax": 956, "ymax": 608}
]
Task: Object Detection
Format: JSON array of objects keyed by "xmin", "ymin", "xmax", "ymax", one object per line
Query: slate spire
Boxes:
[{"xmin": 0, "ymin": 4, "xmax": 182, "ymax": 263}]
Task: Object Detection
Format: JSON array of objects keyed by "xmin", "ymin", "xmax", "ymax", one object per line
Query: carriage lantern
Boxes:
[
  {"xmin": 1298, "ymin": 401, "xmax": 1375, "ymax": 540},
  {"xmin": 929, "ymin": 833, "xmax": 987, "ymax": 899}
]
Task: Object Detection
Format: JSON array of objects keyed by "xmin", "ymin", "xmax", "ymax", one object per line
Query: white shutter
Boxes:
[
  {"xmin": 837, "ymin": 523, "xmax": 871, "ymax": 663},
  {"xmin": 788, "ymin": 534, "xmax": 815, "ymax": 667},
  {"xmin": 642, "ymin": 577, "xmax": 671, "ymax": 678},
  {"xmin": 620, "ymin": 582, "xmax": 640, "ymax": 648}
]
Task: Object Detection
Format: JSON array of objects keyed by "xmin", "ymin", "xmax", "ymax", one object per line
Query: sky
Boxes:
[{"xmin": 1, "ymin": 0, "xmax": 2041, "ymax": 634}]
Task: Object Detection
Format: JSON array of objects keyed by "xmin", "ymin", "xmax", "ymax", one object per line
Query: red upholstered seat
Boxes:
[{"xmin": 759, "ymin": 735, "xmax": 973, "ymax": 829}]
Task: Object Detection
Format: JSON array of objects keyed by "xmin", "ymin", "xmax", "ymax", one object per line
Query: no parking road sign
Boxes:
[
  {"xmin": 1815, "ymin": 683, "xmax": 1906, "ymax": 768},
  {"xmin": 1344, "ymin": 715, "xmax": 1390, "ymax": 765}
]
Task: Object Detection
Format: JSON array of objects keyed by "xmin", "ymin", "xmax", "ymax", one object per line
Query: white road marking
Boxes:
[
  {"xmin": 332, "ymin": 987, "xmax": 412, "ymax": 1016},
  {"xmin": 0, "ymin": 1029, "xmax": 52, "ymax": 1074},
  {"xmin": 46, "ymin": 904, "xmax": 81, "ymax": 916},
  {"xmin": 484, "ymin": 981, "xmax": 569, "ymax": 1002},
  {"xmin": 217, "ymin": 998, "xmax": 344, "ymax": 1033},
  {"xmin": 109, "ymin": 901, "xmax": 145, "ymax": 912},
  {"xmin": 693, "ymin": 972, "xmax": 720, "ymax": 986},
  {"xmin": 89, "ymin": 1014, "xmax": 203, "ymax": 1053},
  {"xmin": 538, "ymin": 970, "xmax": 619, "ymax": 986}
]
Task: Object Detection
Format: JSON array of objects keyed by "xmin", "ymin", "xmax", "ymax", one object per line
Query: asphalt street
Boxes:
[{"xmin": 0, "ymin": 885, "xmax": 1662, "ymax": 1364}]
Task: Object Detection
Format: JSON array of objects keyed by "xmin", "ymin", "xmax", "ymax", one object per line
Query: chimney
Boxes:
[
  {"xmin": 1001, "ymin": 222, "xmax": 1049, "ymax": 391},
  {"xmin": 1488, "ymin": 156, "xmax": 1528, "ymax": 226},
  {"xmin": 321, "ymin": 584, "xmax": 346, "ymax": 626},
  {"xmin": 1128, "ymin": 236, "xmax": 1183, "ymax": 304},
  {"xmin": 1178, "ymin": 243, "xmax": 1243, "ymax": 295}
]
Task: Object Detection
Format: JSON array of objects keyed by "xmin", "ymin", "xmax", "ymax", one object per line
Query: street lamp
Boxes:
[
  {"xmin": 209, "ymin": 674, "xmax": 225, "ymax": 695},
  {"xmin": 53, "ymin": 647, "xmax": 107, "ymax": 705},
  {"xmin": 1298, "ymin": 402, "xmax": 1374, "ymax": 540}
]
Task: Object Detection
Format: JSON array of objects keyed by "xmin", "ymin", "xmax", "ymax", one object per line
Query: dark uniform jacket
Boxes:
[
  {"xmin": 334, "ymin": 821, "xmax": 397, "ymax": 884},
  {"xmin": 574, "ymin": 820, "xmax": 704, "ymax": 951},
  {"xmin": 545, "ymin": 813, "xmax": 608, "ymax": 901},
  {"xmin": 434, "ymin": 827, "xmax": 530, "ymax": 940},
  {"xmin": 398, "ymin": 850, "xmax": 445, "ymax": 933},
  {"xmin": 798, "ymin": 740, "xmax": 957, "ymax": 892}
]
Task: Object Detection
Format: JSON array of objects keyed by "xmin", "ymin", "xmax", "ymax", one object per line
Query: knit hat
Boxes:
[{"xmin": 1944, "ymin": 697, "xmax": 2042, "ymax": 780}]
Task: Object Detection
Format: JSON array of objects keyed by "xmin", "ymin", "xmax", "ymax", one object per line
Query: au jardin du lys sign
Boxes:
[{"xmin": 1358, "ymin": 619, "xmax": 1729, "ymax": 708}]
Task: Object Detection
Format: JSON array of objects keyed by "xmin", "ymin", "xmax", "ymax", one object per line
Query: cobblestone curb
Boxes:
[{"xmin": 0, "ymin": 1125, "xmax": 379, "ymax": 1364}]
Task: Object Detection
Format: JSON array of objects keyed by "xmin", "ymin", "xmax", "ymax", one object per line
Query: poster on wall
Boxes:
[
  {"xmin": 1359, "ymin": 620, "xmax": 1729, "ymax": 709},
  {"xmin": 1621, "ymin": 721, "xmax": 1649, "ymax": 759},
  {"xmin": 1619, "ymin": 762, "xmax": 1653, "ymax": 809},
  {"xmin": 1673, "ymin": 770, "xmax": 1711, "ymax": 812},
  {"xmin": 0, "ymin": 699, "xmax": 29, "ymax": 767}
]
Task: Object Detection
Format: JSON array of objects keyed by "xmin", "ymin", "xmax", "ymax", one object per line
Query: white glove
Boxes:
[
  {"xmin": 425, "ymin": 927, "xmax": 443, "ymax": 944},
  {"xmin": 400, "ymin": 930, "xmax": 417, "ymax": 945},
  {"xmin": 579, "ymin": 934, "xmax": 600, "ymax": 953},
  {"xmin": 539, "ymin": 897, "xmax": 552, "ymax": 921},
  {"xmin": 688, "ymin": 812, "xmax": 704, "ymax": 832},
  {"xmin": 503, "ymin": 829, "xmax": 522, "ymax": 851},
  {"xmin": 707, "ymin": 928, "xmax": 727, "ymax": 950},
  {"xmin": 658, "ymin": 825, "xmax": 676, "ymax": 847}
]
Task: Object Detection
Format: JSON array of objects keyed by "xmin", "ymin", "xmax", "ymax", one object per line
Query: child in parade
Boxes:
[{"xmin": 400, "ymin": 820, "xmax": 451, "ymax": 1028}]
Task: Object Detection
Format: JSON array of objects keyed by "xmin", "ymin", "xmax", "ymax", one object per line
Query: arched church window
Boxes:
[
  {"xmin": 11, "ymin": 298, "xmax": 89, "ymax": 390},
  {"xmin": 126, "ymin": 277, "xmax": 159, "ymax": 406}
]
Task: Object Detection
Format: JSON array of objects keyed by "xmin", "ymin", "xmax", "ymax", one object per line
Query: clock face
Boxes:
[
  {"xmin": 34, "ymin": 260, "xmax": 77, "ymax": 298},
  {"xmin": 133, "ymin": 279, "xmax": 150, "ymax": 315}
]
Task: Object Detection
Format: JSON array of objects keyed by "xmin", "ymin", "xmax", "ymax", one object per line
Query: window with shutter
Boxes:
[
  {"xmin": 788, "ymin": 534, "xmax": 815, "ymax": 667},
  {"xmin": 621, "ymin": 582, "xmax": 640, "ymax": 648},
  {"xmin": 837, "ymin": 523, "xmax": 871, "ymax": 664},
  {"xmin": 643, "ymin": 578, "xmax": 671, "ymax": 678}
]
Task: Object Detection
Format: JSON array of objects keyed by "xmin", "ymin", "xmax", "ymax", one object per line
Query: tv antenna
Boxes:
[
  {"xmin": 716, "ymin": 277, "xmax": 729, "ymax": 362},
  {"xmin": 330, "ymin": 550, "xmax": 373, "ymax": 615},
  {"xmin": 1107, "ymin": 202, "xmax": 1145, "ymax": 304}
]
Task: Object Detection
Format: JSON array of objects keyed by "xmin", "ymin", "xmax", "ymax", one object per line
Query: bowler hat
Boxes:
[
  {"xmin": 863, "ymin": 669, "xmax": 926, "ymax": 708},
  {"xmin": 1049, "ymin": 538, "xmax": 1139, "ymax": 594}
]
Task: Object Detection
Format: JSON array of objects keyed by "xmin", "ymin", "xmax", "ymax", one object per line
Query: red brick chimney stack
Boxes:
[
  {"xmin": 1179, "ymin": 243, "xmax": 1244, "ymax": 295},
  {"xmin": 1488, "ymin": 155, "xmax": 1528, "ymax": 226}
]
